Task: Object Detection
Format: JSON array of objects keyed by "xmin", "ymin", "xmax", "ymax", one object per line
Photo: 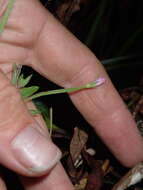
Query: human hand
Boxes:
[{"xmin": 0, "ymin": 0, "xmax": 143, "ymax": 189}]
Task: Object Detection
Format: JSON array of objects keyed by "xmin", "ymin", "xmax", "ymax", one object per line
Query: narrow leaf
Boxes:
[
  {"xmin": 29, "ymin": 109, "xmax": 41, "ymax": 115},
  {"xmin": 0, "ymin": 0, "xmax": 15, "ymax": 34},
  {"xmin": 49, "ymin": 107, "xmax": 53, "ymax": 137},
  {"xmin": 85, "ymin": 0, "xmax": 108, "ymax": 47},
  {"xmin": 34, "ymin": 101, "xmax": 61, "ymax": 131},
  {"xmin": 11, "ymin": 64, "xmax": 22, "ymax": 86},
  {"xmin": 18, "ymin": 74, "xmax": 32, "ymax": 88},
  {"xmin": 117, "ymin": 24, "xmax": 143, "ymax": 56},
  {"xmin": 20, "ymin": 86, "xmax": 39, "ymax": 99}
]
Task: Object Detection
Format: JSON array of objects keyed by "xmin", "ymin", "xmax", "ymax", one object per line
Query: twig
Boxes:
[{"xmin": 112, "ymin": 162, "xmax": 143, "ymax": 190}]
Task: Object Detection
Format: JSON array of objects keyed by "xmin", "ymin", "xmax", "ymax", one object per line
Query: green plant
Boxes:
[
  {"xmin": 0, "ymin": 0, "xmax": 15, "ymax": 34},
  {"xmin": 12, "ymin": 64, "xmax": 105, "ymax": 102},
  {"xmin": 0, "ymin": 0, "xmax": 105, "ymax": 133},
  {"xmin": 11, "ymin": 64, "xmax": 105, "ymax": 130}
]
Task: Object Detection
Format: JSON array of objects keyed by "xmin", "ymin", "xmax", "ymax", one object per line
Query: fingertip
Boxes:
[
  {"xmin": 0, "ymin": 172, "xmax": 7, "ymax": 190},
  {"xmin": 11, "ymin": 125, "xmax": 62, "ymax": 176},
  {"xmin": 21, "ymin": 163, "xmax": 74, "ymax": 190}
]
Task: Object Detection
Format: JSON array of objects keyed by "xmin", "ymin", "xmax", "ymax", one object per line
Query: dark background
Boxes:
[{"xmin": 40, "ymin": 0, "xmax": 143, "ymax": 60}]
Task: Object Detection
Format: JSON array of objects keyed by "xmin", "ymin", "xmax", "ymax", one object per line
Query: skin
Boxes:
[
  {"xmin": 0, "ymin": 0, "xmax": 143, "ymax": 189},
  {"xmin": 0, "ymin": 173, "xmax": 7, "ymax": 190}
]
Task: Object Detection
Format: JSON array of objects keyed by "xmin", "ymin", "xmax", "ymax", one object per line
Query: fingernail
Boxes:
[{"xmin": 11, "ymin": 125, "xmax": 62, "ymax": 175}]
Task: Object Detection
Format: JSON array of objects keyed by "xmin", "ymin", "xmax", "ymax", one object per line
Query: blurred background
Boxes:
[{"xmin": 40, "ymin": 0, "xmax": 143, "ymax": 61}]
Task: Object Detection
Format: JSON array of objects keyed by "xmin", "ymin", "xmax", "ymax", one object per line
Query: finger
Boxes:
[
  {"xmin": 0, "ymin": 173, "xmax": 7, "ymax": 190},
  {"xmin": 28, "ymin": 6, "xmax": 143, "ymax": 167},
  {"xmin": 21, "ymin": 163, "xmax": 74, "ymax": 190},
  {"xmin": 0, "ymin": 69, "xmax": 61, "ymax": 176},
  {"xmin": 21, "ymin": 102, "xmax": 74, "ymax": 190}
]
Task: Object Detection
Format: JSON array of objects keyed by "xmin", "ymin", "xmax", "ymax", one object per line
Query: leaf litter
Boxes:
[
  {"xmin": 12, "ymin": 63, "xmax": 143, "ymax": 190},
  {"xmin": 50, "ymin": 76, "xmax": 143, "ymax": 190}
]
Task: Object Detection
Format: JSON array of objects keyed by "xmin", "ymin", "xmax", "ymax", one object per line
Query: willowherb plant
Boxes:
[
  {"xmin": 12, "ymin": 64, "xmax": 105, "ymax": 102},
  {"xmin": 11, "ymin": 64, "xmax": 105, "ymax": 131}
]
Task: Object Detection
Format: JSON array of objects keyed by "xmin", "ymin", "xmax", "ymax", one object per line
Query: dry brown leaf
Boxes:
[
  {"xmin": 112, "ymin": 162, "xmax": 143, "ymax": 190},
  {"xmin": 75, "ymin": 178, "xmax": 87, "ymax": 190},
  {"xmin": 55, "ymin": 0, "xmax": 89, "ymax": 24},
  {"xmin": 56, "ymin": 0, "xmax": 80, "ymax": 24},
  {"xmin": 83, "ymin": 152, "xmax": 103, "ymax": 190},
  {"xmin": 70, "ymin": 127, "xmax": 88, "ymax": 163}
]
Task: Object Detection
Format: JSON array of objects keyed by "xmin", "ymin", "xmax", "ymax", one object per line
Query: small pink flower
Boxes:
[
  {"xmin": 95, "ymin": 77, "xmax": 106, "ymax": 86},
  {"xmin": 85, "ymin": 77, "xmax": 106, "ymax": 88}
]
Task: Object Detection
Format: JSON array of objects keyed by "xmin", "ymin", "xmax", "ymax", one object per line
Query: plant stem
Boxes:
[
  {"xmin": 26, "ymin": 78, "xmax": 105, "ymax": 101},
  {"xmin": 49, "ymin": 107, "xmax": 53, "ymax": 137},
  {"xmin": 0, "ymin": 0, "xmax": 15, "ymax": 34}
]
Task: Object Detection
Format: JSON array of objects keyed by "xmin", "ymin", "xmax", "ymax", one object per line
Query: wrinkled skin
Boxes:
[{"xmin": 0, "ymin": 0, "xmax": 143, "ymax": 189}]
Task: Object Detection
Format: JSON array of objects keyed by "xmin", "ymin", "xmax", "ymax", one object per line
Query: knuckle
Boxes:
[{"xmin": 65, "ymin": 60, "xmax": 97, "ymax": 88}]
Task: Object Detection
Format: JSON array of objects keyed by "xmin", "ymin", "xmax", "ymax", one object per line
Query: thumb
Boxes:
[{"xmin": 0, "ymin": 70, "xmax": 61, "ymax": 176}]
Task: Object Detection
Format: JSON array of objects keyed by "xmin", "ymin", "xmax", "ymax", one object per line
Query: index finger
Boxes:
[{"xmin": 29, "ymin": 3, "xmax": 143, "ymax": 167}]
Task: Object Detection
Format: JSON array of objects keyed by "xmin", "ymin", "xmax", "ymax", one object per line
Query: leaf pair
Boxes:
[
  {"xmin": 12, "ymin": 64, "xmax": 105, "ymax": 101},
  {"xmin": 12, "ymin": 64, "xmax": 39, "ymax": 99}
]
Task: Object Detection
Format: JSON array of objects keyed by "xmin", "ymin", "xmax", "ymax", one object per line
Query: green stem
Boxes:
[
  {"xmin": 26, "ymin": 78, "xmax": 105, "ymax": 101},
  {"xmin": 0, "ymin": 0, "xmax": 15, "ymax": 34},
  {"xmin": 49, "ymin": 107, "xmax": 53, "ymax": 137},
  {"xmin": 26, "ymin": 85, "xmax": 91, "ymax": 101}
]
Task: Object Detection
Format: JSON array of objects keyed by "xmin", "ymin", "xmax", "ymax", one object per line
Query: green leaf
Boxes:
[
  {"xmin": 18, "ymin": 74, "xmax": 33, "ymax": 88},
  {"xmin": 0, "ymin": 0, "xmax": 15, "ymax": 34},
  {"xmin": 11, "ymin": 64, "xmax": 22, "ymax": 86},
  {"xmin": 20, "ymin": 86, "xmax": 39, "ymax": 99},
  {"xmin": 34, "ymin": 101, "xmax": 61, "ymax": 131},
  {"xmin": 29, "ymin": 109, "xmax": 41, "ymax": 115}
]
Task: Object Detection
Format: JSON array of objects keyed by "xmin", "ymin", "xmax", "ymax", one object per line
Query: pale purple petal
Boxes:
[{"xmin": 95, "ymin": 77, "xmax": 106, "ymax": 86}]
